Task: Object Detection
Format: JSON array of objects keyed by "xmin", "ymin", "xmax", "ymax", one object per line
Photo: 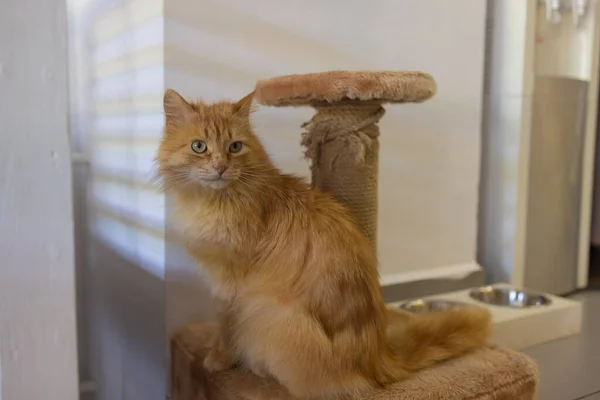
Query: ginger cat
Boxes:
[{"xmin": 157, "ymin": 89, "xmax": 491, "ymax": 399}]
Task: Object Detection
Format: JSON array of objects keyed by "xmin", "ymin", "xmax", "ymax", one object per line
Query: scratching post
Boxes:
[
  {"xmin": 300, "ymin": 104, "xmax": 383, "ymax": 244},
  {"xmin": 255, "ymin": 71, "xmax": 436, "ymax": 245},
  {"xmin": 170, "ymin": 71, "xmax": 540, "ymax": 400}
]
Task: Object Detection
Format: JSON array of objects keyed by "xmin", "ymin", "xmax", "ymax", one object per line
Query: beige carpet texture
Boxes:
[{"xmin": 171, "ymin": 324, "xmax": 539, "ymax": 400}]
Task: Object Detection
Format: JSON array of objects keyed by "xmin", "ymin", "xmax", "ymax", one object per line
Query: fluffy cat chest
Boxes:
[
  {"xmin": 183, "ymin": 217, "xmax": 233, "ymax": 243},
  {"xmin": 174, "ymin": 207, "xmax": 239, "ymax": 243}
]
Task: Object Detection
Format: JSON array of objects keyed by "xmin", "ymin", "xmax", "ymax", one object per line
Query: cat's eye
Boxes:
[
  {"xmin": 229, "ymin": 141, "xmax": 243, "ymax": 153},
  {"xmin": 191, "ymin": 140, "xmax": 207, "ymax": 154}
]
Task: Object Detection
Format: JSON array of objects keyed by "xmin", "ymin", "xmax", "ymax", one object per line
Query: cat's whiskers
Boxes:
[
  {"xmin": 236, "ymin": 173, "xmax": 276, "ymax": 192},
  {"xmin": 160, "ymin": 171, "xmax": 196, "ymax": 192},
  {"xmin": 247, "ymin": 163, "xmax": 278, "ymax": 173},
  {"xmin": 235, "ymin": 176, "xmax": 270, "ymax": 197}
]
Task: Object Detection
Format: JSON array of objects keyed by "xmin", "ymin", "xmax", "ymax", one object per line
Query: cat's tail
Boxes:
[{"xmin": 385, "ymin": 306, "xmax": 491, "ymax": 372}]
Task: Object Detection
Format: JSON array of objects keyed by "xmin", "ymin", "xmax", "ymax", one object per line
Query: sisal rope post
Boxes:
[{"xmin": 300, "ymin": 104, "xmax": 384, "ymax": 245}]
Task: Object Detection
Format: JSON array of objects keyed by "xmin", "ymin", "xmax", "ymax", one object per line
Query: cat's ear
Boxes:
[
  {"xmin": 233, "ymin": 91, "xmax": 255, "ymax": 118},
  {"xmin": 164, "ymin": 89, "xmax": 194, "ymax": 126}
]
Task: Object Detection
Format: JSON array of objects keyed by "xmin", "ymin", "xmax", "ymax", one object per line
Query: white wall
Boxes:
[{"xmin": 0, "ymin": 0, "xmax": 79, "ymax": 398}]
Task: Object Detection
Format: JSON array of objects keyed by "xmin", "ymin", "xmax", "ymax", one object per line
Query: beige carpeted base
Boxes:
[{"xmin": 171, "ymin": 323, "xmax": 539, "ymax": 400}]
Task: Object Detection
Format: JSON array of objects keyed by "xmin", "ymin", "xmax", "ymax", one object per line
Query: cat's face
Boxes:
[{"xmin": 157, "ymin": 89, "xmax": 269, "ymax": 191}]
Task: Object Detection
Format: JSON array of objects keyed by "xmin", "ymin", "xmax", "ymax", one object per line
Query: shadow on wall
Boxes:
[
  {"xmin": 69, "ymin": 0, "xmax": 171, "ymax": 399},
  {"xmin": 72, "ymin": 0, "xmax": 290, "ymax": 398},
  {"xmin": 85, "ymin": 240, "xmax": 165, "ymax": 399}
]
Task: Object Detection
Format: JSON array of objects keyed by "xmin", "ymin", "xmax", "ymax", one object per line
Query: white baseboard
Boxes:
[
  {"xmin": 380, "ymin": 262, "xmax": 483, "ymax": 286},
  {"xmin": 380, "ymin": 262, "xmax": 485, "ymax": 303}
]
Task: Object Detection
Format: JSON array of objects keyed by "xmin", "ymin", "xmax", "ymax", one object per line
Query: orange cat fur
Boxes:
[{"xmin": 157, "ymin": 89, "xmax": 491, "ymax": 399}]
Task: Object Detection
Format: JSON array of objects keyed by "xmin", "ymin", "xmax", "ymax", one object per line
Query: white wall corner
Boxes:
[{"xmin": 479, "ymin": 0, "xmax": 535, "ymax": 287}]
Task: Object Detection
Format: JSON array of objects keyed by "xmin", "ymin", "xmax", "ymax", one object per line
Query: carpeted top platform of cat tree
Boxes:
[
  {"xmin": 171, "ymin": 323, "xmax": 539, "ymax": 400},
  {"xmin": 255, "ymin": 70, "xmax": 437, "ymax": 106}
]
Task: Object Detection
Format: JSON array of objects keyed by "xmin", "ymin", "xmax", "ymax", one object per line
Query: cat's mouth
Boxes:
[
  {"xmin": 199, "ymin": 175, "xmax": 232, "ymax": 189},
  {"xmin": 202, "ymin": 176, "xmax": 225, "ymax": 182},
  {"xmin": 190, "ymin": 168, "xmax": 238, "ymax": 189}
]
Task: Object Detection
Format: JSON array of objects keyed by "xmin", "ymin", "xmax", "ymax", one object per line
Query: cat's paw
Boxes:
[{"xmin": 203, "ymin": 348, "xmax": 235, "ymax": 372}]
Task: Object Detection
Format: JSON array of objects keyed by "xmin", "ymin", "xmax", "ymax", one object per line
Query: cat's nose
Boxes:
[{"xmin": 213, "ymin": 163, "xmax": 228, "ymax": 176}]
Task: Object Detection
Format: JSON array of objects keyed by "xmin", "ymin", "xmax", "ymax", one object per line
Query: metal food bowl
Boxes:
[
  {"xmin": 399, "ymin": 299, "xmax": 468, "ymax": 314},
  {"xmin": 469, "ymin": 286, "xmax": 551, "ymax": 308}
]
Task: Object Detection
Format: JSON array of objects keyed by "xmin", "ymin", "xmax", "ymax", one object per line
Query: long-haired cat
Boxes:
[{"xmin": 157, "ymin": 89, "xmax": 491, "ymax": 399}]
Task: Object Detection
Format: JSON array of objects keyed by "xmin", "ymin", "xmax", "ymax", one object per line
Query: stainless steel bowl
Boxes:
[
  {"xmin": 469, "ymin": 286, "xmax": 551, "ymax": 308},
  {"xmin": 399, "ymin": 299, "xmax": 467, "ymax": 314}
]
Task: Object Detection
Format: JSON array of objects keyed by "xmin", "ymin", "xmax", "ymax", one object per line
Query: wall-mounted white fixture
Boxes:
[
  {"xmin": 546, "ymin": 0, "xmax": 563, "ymax": 23},
  {"xmin": 541, "ymin": 0, "xmax": 590, "ymax": 26},
  {"xmin": 572, "ymin": 0, "xmax": 589, "ymax": 27}
]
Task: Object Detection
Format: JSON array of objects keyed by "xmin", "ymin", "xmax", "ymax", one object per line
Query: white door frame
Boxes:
[
  {"xmin": 0, "ymin": 0, "xmax": 79, "ymax": 398},
  {"xmin": 577, "ymin": 3, "xmax": 600, "ymax": 289}
]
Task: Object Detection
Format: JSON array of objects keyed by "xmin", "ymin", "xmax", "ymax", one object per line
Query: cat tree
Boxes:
[{"xmin": 170, "ymin": 71, "xmax": 539, "ymax": 399}]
